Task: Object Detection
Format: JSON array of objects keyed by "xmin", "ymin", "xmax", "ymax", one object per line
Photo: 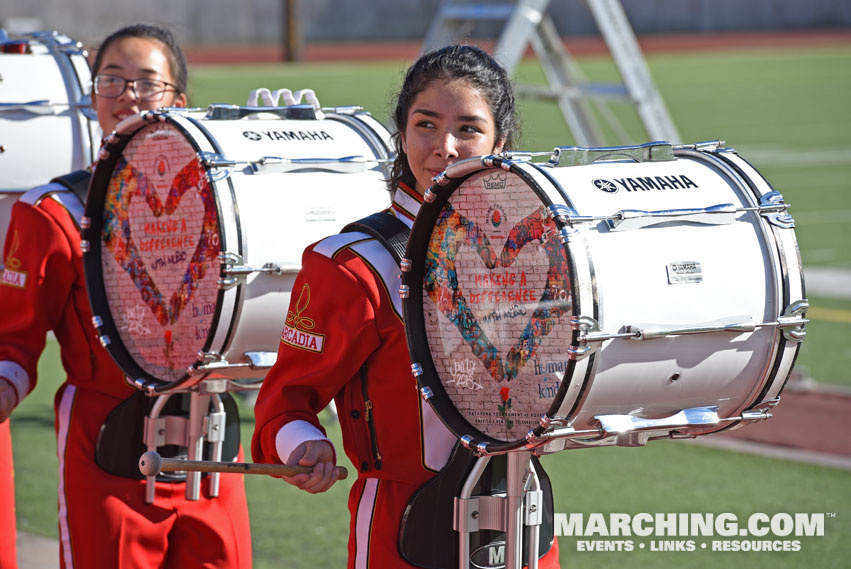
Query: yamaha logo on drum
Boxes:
[
  {"xmin": 593, "ymin": 179, "xmax": 619, "ymax": 193},
  {"xmin": 242, "ymin": 129, "xmax": 334, "ymax": 142},
  {"xmin": 594, "ymin": 174, "xmax": 700, "ymax": 193}
]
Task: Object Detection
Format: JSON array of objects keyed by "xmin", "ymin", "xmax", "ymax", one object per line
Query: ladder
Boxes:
[{"xmin": 421, "ymin": 0, "xmax": 681, "ymax": 146}]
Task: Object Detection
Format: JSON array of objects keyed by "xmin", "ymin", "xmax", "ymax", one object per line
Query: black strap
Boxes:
[
  {"xmin": 341, "ymin": 211, "xmax": 410, "ymax": 265},
  {"xmin": 50, "ymin": 169, "xmax": 92, "ymax": 205}
]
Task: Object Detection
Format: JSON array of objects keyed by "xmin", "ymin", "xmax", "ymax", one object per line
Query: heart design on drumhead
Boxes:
[
  {"xmin": 102, "ymin": 156, "xmax": 220, "ymax": 329},
  {"xmin": 424, "ymin": 201, "xmax": 572, "ymax": 383}
]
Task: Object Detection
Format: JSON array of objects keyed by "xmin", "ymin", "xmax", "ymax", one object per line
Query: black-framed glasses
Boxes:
[{"xmin": 93, "ymin": 74, "xmax": 179, "ymax": 102}]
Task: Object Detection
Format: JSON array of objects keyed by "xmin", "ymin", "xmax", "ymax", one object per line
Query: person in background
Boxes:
[
  {"xmin": 0, "ymin": 24, "xmax": 252, "ymax": 568},
  {"xmin": 252, "ymin": 45, "xmax": 560, "ymax": 568}
]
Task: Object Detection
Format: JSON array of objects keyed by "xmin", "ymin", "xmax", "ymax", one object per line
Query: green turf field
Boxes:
[{"xmin": 11, "ymin": 43, "xmax": 851, "ymax": 567}]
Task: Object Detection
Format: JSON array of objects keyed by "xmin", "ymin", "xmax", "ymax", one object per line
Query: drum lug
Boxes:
[
  {"xmin": 398, "ymin": 284, "xmax": 410, "ymax": 299},
  {"xmin": 79, "ymin": 239, "xmax": 90, "ymax": 253},
  {"xmin": 776, "ymin": 300, "xmax": 809, "ymax": 342},
  {"xmin": 419, "ymin": 386, "xmax": 433, "ymax": 401},
  {"xmin": 400, "ymin": 258, "xmax": 412, "ymax": 273},
  {"xmin": 218, "ymin": 252, "xmax": 299, "ymax": 289},
  {"xmin": 411, "ymin": 363, "xmax": 423, "ymax": 377},
  {"xmin": 568, "ymin": 316, "xmax": 602, "ymax": 359},
  {"xmin": 673, "ymin": 140, "xmax": 726, "ymax": 153},
  {"xmin": 758, "ymin": 191, "xmax": 796, "ymax": 229}
]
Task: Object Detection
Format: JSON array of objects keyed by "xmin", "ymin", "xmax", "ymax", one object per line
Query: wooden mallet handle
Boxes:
[{"xmin": 138, "ymin": 451, "xmax": 348, "ymax": 480}]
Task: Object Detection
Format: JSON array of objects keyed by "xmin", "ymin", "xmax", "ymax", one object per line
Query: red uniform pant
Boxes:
[
  {"xmin": 56, "ymin": 384, "xmax": 252, "ymax": 569},
  {"xmin": 0, "ymin": 420, "xmax": 18, "ymax": 569}
]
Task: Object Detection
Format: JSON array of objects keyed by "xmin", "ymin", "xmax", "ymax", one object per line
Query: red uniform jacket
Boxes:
[
  {"xmin": 252, "ymin": 184, "xmax": 457, "ymax": 484},
  {"xmin": 0, "ymin": 183, "xmax": 127, "ymax": 401}
]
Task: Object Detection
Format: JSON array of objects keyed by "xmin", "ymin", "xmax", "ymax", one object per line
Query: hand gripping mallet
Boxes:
[{"xmin": 139, "ymin": 451, "xmax": 348, "ymax": 480}]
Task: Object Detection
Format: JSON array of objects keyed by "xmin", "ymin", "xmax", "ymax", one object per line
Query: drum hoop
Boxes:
[
  {"xmin": 82, "ymin": 112, "xmax": 228, "ymax": 392},
  {"xmin": 403, "ymin": 158, "xmax": 583, "ymax": 452}
]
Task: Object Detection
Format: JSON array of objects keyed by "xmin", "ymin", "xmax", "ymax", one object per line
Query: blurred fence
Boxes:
[{"xmin": 1, "ymin": 0, "xmax": 850, "ymax": 48}]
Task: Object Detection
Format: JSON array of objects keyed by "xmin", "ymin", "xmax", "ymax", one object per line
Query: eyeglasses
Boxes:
[{"xmin": 93, "ymin": 74, "xmax": 179, "ymax": 102}]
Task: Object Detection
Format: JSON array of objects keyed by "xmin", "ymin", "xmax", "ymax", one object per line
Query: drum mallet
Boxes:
[{"xmin": 139, "ymin": 451, "xmax": 348, "ymax": 480}]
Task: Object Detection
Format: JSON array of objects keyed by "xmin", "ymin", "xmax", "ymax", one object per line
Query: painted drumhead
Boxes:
[
  {"xmin": 95, "ymin": 120, "xmax": 221, "ymax": 383},
  {"xmin": 408, "ymin": 168, "xmax": 574, "ymax": 444}
]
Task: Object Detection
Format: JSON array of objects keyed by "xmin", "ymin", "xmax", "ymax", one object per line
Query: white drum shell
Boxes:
[
  {"xmin": 526, "ymin": 151, "xmax": 802, "ymax": 445},
  {"xmin": 0, "ymin": 32, "xmax": 98, "ymax": 264},
  {"xmin": 90, "ymin": 107, "xmax": 392, "ymax": 388},
  {"xmin": 407, "ymin": 146, "xmax": 805, "ymax": 451}
]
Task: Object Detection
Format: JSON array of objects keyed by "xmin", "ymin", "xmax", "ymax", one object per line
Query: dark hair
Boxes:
[
  {"xmin": 388, "ymin": 44, "xmax": 518, "ymax": 191},
  {"xmin": 92, "ymin": 24, "xmax": 188, "ymax": 94}
]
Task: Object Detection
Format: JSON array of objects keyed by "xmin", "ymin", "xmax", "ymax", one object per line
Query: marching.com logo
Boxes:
[{"xmin": 555, "ymin": 512, "xmax": 832, "ymax": 553}]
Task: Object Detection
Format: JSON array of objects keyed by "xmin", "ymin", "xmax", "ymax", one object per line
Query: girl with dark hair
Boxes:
[
  {"xmin": 0, "ymin": 24, "xmax": 252, "ymax": 568},
  {"xmin": 252, "ymin": 45, "xmax": 559, "ymax": 568}
]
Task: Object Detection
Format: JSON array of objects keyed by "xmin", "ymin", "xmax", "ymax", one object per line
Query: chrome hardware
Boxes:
[
  {"xmin": 0, "ymin": 100, "xmax": 80, "ymax": 115},
  {"xmin": 411, "ymin": 363, "xmax": 423, "ymax": 377},
  {"xmin": 570, "ymin": 316, "xmax": 624, "ymax": 346},
  {"xmin": 197, "ymin": 351, "xmax": 220, "ymax": 363},
  {"xmin": 423, "ymin": 188, "xmax": 437, "ymax": 202},
  {"xmin": 98, "ymin": 335, "xmax": 111, "ymax": 347},
  {"xmin": 574, "ymin": 305, "xmax": 808, "ymax": 343},
  {"xmin": 757, "ymin": 191, "xmax": 795, "ymax": 229},
  {"xmin": 399, "ymin": 284, "xmax": 410, "ymax": 299},
  {"xmin": 773, "ymin": 300, "xmax": 809, "ymax": 342},
  {"xmin": 80, "ymin": 240, "xmax": 90, "ymax": 253},
  {"xmin": 594, "ymin": 406, "xmax": 722, "ymax": 436},
  {"xmin": 551, "ymin": 199, "xmax": 793, "ymax": 233},
  {"xmin": 400, "ymin": 258, "xmax": 412, "ymax": 272},
  {"xmin": 673, "ymin": 140, "xmax": 726, "ymax": 152},
  {"xmin": 217, "ymin": 252, "xmax": 300, "ymax": 289},
  {"xmin": 80, "ymin": 216, "xmax": 91, "ymax": 229},
  {"xmin": 558, "ymin": 227, "xmax": 577, "ymax": 245},
  {"xmin": 244, "ymin": 352, "xmax": 277, "ymax": 369},
  {"xmin": 476, "ymin": 442, "xmax": 490, "ymax": 456},
  {"xmin": 608, "ymin": 203, "xmax": 737, "ymax": 231},
  {"xmin": 250, "ymin": 155, "xmax": 375, "ymax": 174},
  {"xmin": 419, "ymin": 385, "xmax": 433, "ymax": 400},
  {"xmin": 188, "ymin": 358, "xmax": 252, "ymax": 375},
  {"xmin": 91, "ymin": 315, "xmax": 103, "ymax": 328},
  {"xmin": 205, "ymin": 103, "xmax": 321, "ymax": 121},
  {"xmin": 549, "ymin": 141, "xmax": 675, "ymax": 167},
  {"xmin": 624, "ymin": 316, "xmax": 756, "ymax": 340},
  {"xmin": 460, "ymin": 435, "xmax": 474, "ymax": 449},
  {"xmin": 549, "ymin": 204, "xmax": 598, "ymax": 226}
]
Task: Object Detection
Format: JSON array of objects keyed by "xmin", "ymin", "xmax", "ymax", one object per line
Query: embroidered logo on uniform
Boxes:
[
  {"xmin": 1, "ymin": 230, "xmax": 27, "ymax": 289},
  {"xmin": 281, "ymin": 284, "xmax": 325, "ymax": 353}
]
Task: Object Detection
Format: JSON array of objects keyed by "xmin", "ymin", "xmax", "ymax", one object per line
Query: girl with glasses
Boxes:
[{"xmin": 0, "ymin": 24, "xmax": 252, "ymax": 568}]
